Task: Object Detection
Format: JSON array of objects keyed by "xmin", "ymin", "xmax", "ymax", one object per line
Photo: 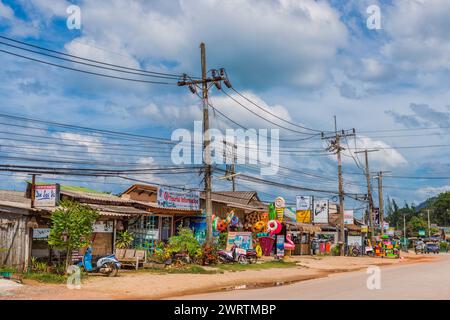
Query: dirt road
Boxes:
[
  {"xmin": 175, "ymin": 253, "xmax": 450, "ymax": 300},
  {"xmin": 0, "ymin": 252, "xmax": 439, "ymax": 300}
]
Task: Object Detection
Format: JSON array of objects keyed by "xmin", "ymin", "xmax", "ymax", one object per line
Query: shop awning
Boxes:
[{"xmin": 285, "ymin": 221, "xmax": 322, "ymax": 234}]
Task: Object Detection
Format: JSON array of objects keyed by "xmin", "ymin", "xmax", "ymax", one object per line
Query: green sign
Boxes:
[{"xmin": 418, "ymin": 230, "xmax": 426, "ymax": 236}]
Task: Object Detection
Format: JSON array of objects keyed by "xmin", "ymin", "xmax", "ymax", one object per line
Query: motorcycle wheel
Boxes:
[
  {"xmin": 218, "ymin": 255, "xmax": 229, "ymax": 264},
  {"xmin": 249, "ymin": 255, "xmax": 258, "ymax": 264},
  {"xmin": 104, "ymin": 262, "xmax": 118, "ymax": 277},
  {"xmin": 238, "ymin": 255, "xmax": 248, "ymax": 265}
]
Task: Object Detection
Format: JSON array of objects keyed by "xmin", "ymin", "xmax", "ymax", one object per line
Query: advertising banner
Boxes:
[
  {"xmin": 157, "ymin": 187, "xmax": 200, "ymax": 210},
  {"xmin": 276, "ymin": 235, "xmax": 285, "ymax": 258},
  {"xmin": 34, "ymin": 184, "xmax": 60, "ymax": 207},
  {"xmin": 347, "ymin": 235, "xmax": 362, "ymax": 247},
  {"xmin": 296, "ymin": 210, "xmax": 311, "ymax": 223},
  {"xmin": 226, "ymin": 232, "xmax": 253, "ymax": 251},
  {"xmin": 313, "ymin": 199, "xmax": 329, "ymax": 223},
  {"xmin": 93, "ymin": 221, "xmax": 114, "ymax": 233},
  {"xmin": 32, "ymin": 228, "xmax": 50, "ymax": 240},
  {"xmin": 344, "ymin": 209, "xmax": 354, "ymax": 225},
  {"xmin": 296, "ymin": 195, "xmax": 312, "ymax": 211}
]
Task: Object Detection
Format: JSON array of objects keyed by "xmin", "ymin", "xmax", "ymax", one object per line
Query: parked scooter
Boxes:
[
  {"xmin": 218, "ymin": 244, "xmax": 258, "ymax": 264},
  {"xmin": 77, "ymin": 247, "xmax": 120, "ymax": 277}
]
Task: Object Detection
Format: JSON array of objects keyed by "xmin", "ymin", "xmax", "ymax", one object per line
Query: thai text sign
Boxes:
[{"xmin": 157, "ymin": 187, "xmax": 200, "ymax": 210}]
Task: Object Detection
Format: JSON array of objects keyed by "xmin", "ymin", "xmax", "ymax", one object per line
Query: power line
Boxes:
[
  {"xmin": 0, "ymin": 49, "xmax": 177, "ymax": 85},
  {"xmin": 0, "ymin": 35, "xmax": 191, "ymax": 79}
]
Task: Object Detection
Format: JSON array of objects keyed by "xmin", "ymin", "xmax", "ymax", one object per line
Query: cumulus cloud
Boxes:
[
  {"xmin": 416, "ymin": 185, "xmax": 450, "ymax": 199},
  {"xmin": 341, "ymin": 136, "xmax": 408, "ymax": 168}
]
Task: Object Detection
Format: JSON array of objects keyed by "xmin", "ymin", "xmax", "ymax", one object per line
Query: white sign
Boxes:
[
  {"xmin": 344, "ymin": 209, "xmax": 354, "ymax": 225},
  {"xmin": 313, "ymin": 199, "xmax": 329, "ymax": 223},
  {"xmin": 296, "ymin": 196, "xmax": 312, "ymax": 211},
  {"xmin": 34, "ymin": 184, "xmax": 59, "ymax": 207},
  {"xmin": 347, "ymin": 235, "xmax": 362, "ymax": 247},
  {"xmin": 33, "ymin": 228, "xmax": 50, "ymax": 239},
  {"xmin": 157, "ymin": 187, "xmax": 200, "ymax": 210},
  {"xmin": 93, "ymin": 221, "xmax": 114, "ymax": 233}
]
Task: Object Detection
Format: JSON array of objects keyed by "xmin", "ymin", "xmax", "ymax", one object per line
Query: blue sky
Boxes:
[{"xmin": 0, "ymin": 0, "xmax": 449, "ymax": 216}]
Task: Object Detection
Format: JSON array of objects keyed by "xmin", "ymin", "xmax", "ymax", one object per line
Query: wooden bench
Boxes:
[{"xmin": 115, "ymin": 249, "xmax": 147, "ymax": 270}]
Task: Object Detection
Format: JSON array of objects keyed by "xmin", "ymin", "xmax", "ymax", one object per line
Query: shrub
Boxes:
[{"xmin": 168, "ymin": 227, "xmax": 201, "ymax": 259}]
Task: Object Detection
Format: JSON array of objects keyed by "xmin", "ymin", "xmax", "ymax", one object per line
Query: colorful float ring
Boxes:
[
  {"xmin": 212, "ymin": 217, "xmax": 219, "ymax": 231},
  {"xmin": 267, "ymin": 220, "xmax": 279, "ymax": 232},
  {"xmin": 216, "ymin": 219, "xmax": 227, "ymax": 232},
  {"xmin": 275, "ymin": 196, "xmax": 285, "ymax": 208},
  {"xmin": 230, "ymin": 215, "xmax": 239, "ymax": 226}
]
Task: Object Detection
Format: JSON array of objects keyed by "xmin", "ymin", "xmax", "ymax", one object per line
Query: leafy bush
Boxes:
[
  {"xmin": 440, "ymin": 241, "xmax": 448, "ymax": 252},
  {"xmin": 199, "ymin": 243, "xmax": 218, "ymax": 265},
  {"xmin": 115, "ymin": 230, "xmax": 134, "ymax": 249},
  {"xmin": 168, "ymin": 227, "xmax": 201, "ymax": 259}
]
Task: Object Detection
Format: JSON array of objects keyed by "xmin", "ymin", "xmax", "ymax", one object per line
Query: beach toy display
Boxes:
[
  {"xmin": 268, "ymin": 203, "xmax": 276, "ymax": 220},
  {"xmin": 284, "ymin": 234, "xmax": 295, "ymax": 251},
  {"xmin": 267, "ymin": 220, "xmax": 282, "ymax": 236}
]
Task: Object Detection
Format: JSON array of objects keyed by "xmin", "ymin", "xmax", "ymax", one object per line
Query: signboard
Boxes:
[
  {"xmin": 383, "ymin": 221, "xmax": 389, "ymax": 231},
  {"xmin": 347, "ymin": 235, "xmax": 362, "ymax": 247},
  {"xmin": 93, "ymin": 221, "xmax": 114, "ymax": 233},
  {"xmin": 344, "ymin": 209, "xmax": 354, "ymax": 225},
  {"xmin": 34, "ymin": 184, "xmax": 60, "ymax": 207},
  {"xmin": 313, "ymin": 199, "xmax": 329, "ymax": 223},
  {"xmin": 296, "ymin": 196, "xmax": 312, "ymax": 211},
  {"xmin": 418, "ymin": 229, "xmax": 426, "ymax": 236},
  {"xmin": 33, "ymin": 228, "xmax": 50, "ymax": 240},
  {"xmin": 157, "ymin": 187, "xmax": 200, "ymax": 210},
  {"xmin": 387, "ymin": 227, "xmax": 395, "ymax": 236},
  {"xmin": 296, "ymin": 210, "xmax": 311, "ymax": 223},
  {"xmin": 361, "ymin": 225, "xmax": 369, "ymax": 233},
  {"xmin": 226, "ymin": 232, "xmax": 253, "ymax": 251},
  {"xmin": 276, "ymin": 235, "xmax": 285, "ymax": 258}
]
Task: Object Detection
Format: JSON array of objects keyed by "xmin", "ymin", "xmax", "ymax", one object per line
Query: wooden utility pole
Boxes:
[
  {"xmin": 354, "ymin": 149, "xmax": 379, "ymax": 236},
  {"xmin": 376, "ymin": 171, "xmax": 384, "ymax": 234},
  {"xmin": 178, "ymin": 43, "xmax": 231, "ymax": 243},
  {"xmin": 322, "ymin": 116, "xmax": 355, "ymax": 256},
  {"xmin": 29, "ymin": 173, "xmax": 39, "ymax": 208}
]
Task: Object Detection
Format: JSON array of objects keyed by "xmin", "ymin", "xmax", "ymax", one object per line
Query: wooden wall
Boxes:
[{"xmin": 0, "ymin": 211, "xmax": 30, "ymax": 272}]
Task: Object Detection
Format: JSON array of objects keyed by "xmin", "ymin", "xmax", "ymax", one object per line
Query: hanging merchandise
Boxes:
[
  {"xmin": 267, "ymin": 220, "xmax": 282, "ymax": 236},
  {"xmin": 269, "ymin": 203, "xmax": 277, "ymax": 220},
  {"xmin": 230, "ymin": 215, "xmax": 239, "ymax": 227},
  {"xmin": 216, "ymin": 219, "xmax": 227, "ymax": 232},
  {"xmin": 274, "ymin": 197, "xmax": 286, "ymax": 222},
  {"xmin": 284, "ymin": 234, "xmax": 295, "ymax": 251},
  {"xmin": 252, "ymin": 221, "xmax": 266, "ymax": 233}
]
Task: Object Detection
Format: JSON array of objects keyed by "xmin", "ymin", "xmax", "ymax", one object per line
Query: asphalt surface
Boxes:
[{"xmin": 175, "ymin": 253, "xmax": 450, "ymax": 300}]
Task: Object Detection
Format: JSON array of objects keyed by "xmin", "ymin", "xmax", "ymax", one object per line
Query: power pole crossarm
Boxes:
[{"xmin": 321, "ymin": 117, "xmax": 355, "ymax": 256}]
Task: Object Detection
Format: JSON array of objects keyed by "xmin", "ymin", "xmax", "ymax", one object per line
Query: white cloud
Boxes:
[
  {"xmin": 416, "ymin": 185, "xmax": 450, "ymax": 198},
  {"xmin": 341, "ymin": 136, "xmax": 408, "ymax": 168}
]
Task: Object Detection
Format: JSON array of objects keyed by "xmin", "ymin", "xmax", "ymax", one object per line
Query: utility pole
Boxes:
[
  {"xmin": 427, "ymin": 209, "xmax": 431, "ymax": 237},
  {"xmin": 403, "ymin": 213, "xmax": 407, "ymax": 250},
  {"xmin": 373, "ymin": 171, "xmax": 389, "ymax": 235},
  {"xmin": 322, "ymin": 116, "xmax": 355, "ymax": 256},
  {"xmin": 354, "ymin": 149, "xmax": 379, "ymax": 237},
  {"xmin": 29, "ymin": 173, "xmax": 40, "ymax": 208},
  {"xmin": 178, "ymin": 43, "xmax": 231, "ymax": 244}
]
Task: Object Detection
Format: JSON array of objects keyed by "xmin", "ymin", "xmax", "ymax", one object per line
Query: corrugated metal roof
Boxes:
[
  {"xmin": 61, "ymin": 190, "xmax": 133, "ymax": 204},
  {"xmin": 200, "ymin": 191, "xmax": 258, "ymax": 206}
]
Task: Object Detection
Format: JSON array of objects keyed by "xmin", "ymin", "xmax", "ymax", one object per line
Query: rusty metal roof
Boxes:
[{"xmin": 200, "ymin": 191, "xmax": 259, "ymax": 206}]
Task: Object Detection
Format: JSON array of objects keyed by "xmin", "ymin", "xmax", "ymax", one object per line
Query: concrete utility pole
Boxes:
[
  {"xmin": 354, "ymin": 149, "xmax": 379, "ymax": 237},
  {"xmin": 373, "ymin": 171, "xmax": 390, "ymax": 235},
  {"xmin": 322, "ymin": 116, "xmax": 355, "ymax": 256},
  {"xmin": 177, "ymin": 43, "xmax": 232, "ymax": 244}
]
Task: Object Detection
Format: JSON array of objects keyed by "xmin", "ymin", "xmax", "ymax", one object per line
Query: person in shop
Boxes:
[{"xmin": 310, "ymin": 237, "xmax": 319, "ymax": 255}]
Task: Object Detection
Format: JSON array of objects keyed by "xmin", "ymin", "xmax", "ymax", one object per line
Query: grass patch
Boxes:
[
  {"xmin": 23, "ymin": 272, "xmax": 68, "ymax": 284},
  {"xmin": 216, "ymin": 260, "xmax": 297, "ymax": 272},
  {"xmin": 142, "ymin": 265, "xmax": 223, "ymax": 275}
]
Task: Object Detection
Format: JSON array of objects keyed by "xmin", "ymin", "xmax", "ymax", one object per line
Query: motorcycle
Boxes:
[
  {"xmin": 218, "ymin": 244, "xmax": 258, "ymax": 264},
  {"xmin": 77, "ymin": 247, "xmax": 120, "ymax": 277}
]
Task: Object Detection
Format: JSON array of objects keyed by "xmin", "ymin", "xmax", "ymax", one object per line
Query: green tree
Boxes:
[
  {"xmin": 407, "ymin": 215, "xmax": 427, "ymax": 235},
  {"xmin": 48, "ymin": 200, "xmax": 99, "ymax": 270}
]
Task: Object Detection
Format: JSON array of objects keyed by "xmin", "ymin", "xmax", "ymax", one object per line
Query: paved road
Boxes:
[{"xmin": 175, "ymin": 254, "xmax": 450, "ymax": 300}]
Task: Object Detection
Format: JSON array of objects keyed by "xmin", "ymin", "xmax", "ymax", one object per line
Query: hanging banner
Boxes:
[
  {"xmin": 33, "ymin": 228, "xmax": 50, "ymax": 240},
  {"xmin": 276, "ymin": 235, "xmax": 285, "ymax": 258},
  {"xmin": 344, "ymin": 210, "xmax": 354, "ymax": 225},
  {"xmin": 226, "ymin": 232, "xmax": 253, "ymax": 251},
  {"xmin": 296, "ymin": 196, "xmax": 312, "ymax": 211},
  {"xmin": 313, "ymin": 199, "xmax": 329, "ymax": 223},
  {"xmin": 34, "ymin": 184, "xmax": 60, "ymax": 207},
  {"xmin": 296, "ymin": 210, "xmax": 311, "ymax": 223},
  {"xmin": 157, "ymin": 187, "xmax": 200, "ymax": 210}
]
